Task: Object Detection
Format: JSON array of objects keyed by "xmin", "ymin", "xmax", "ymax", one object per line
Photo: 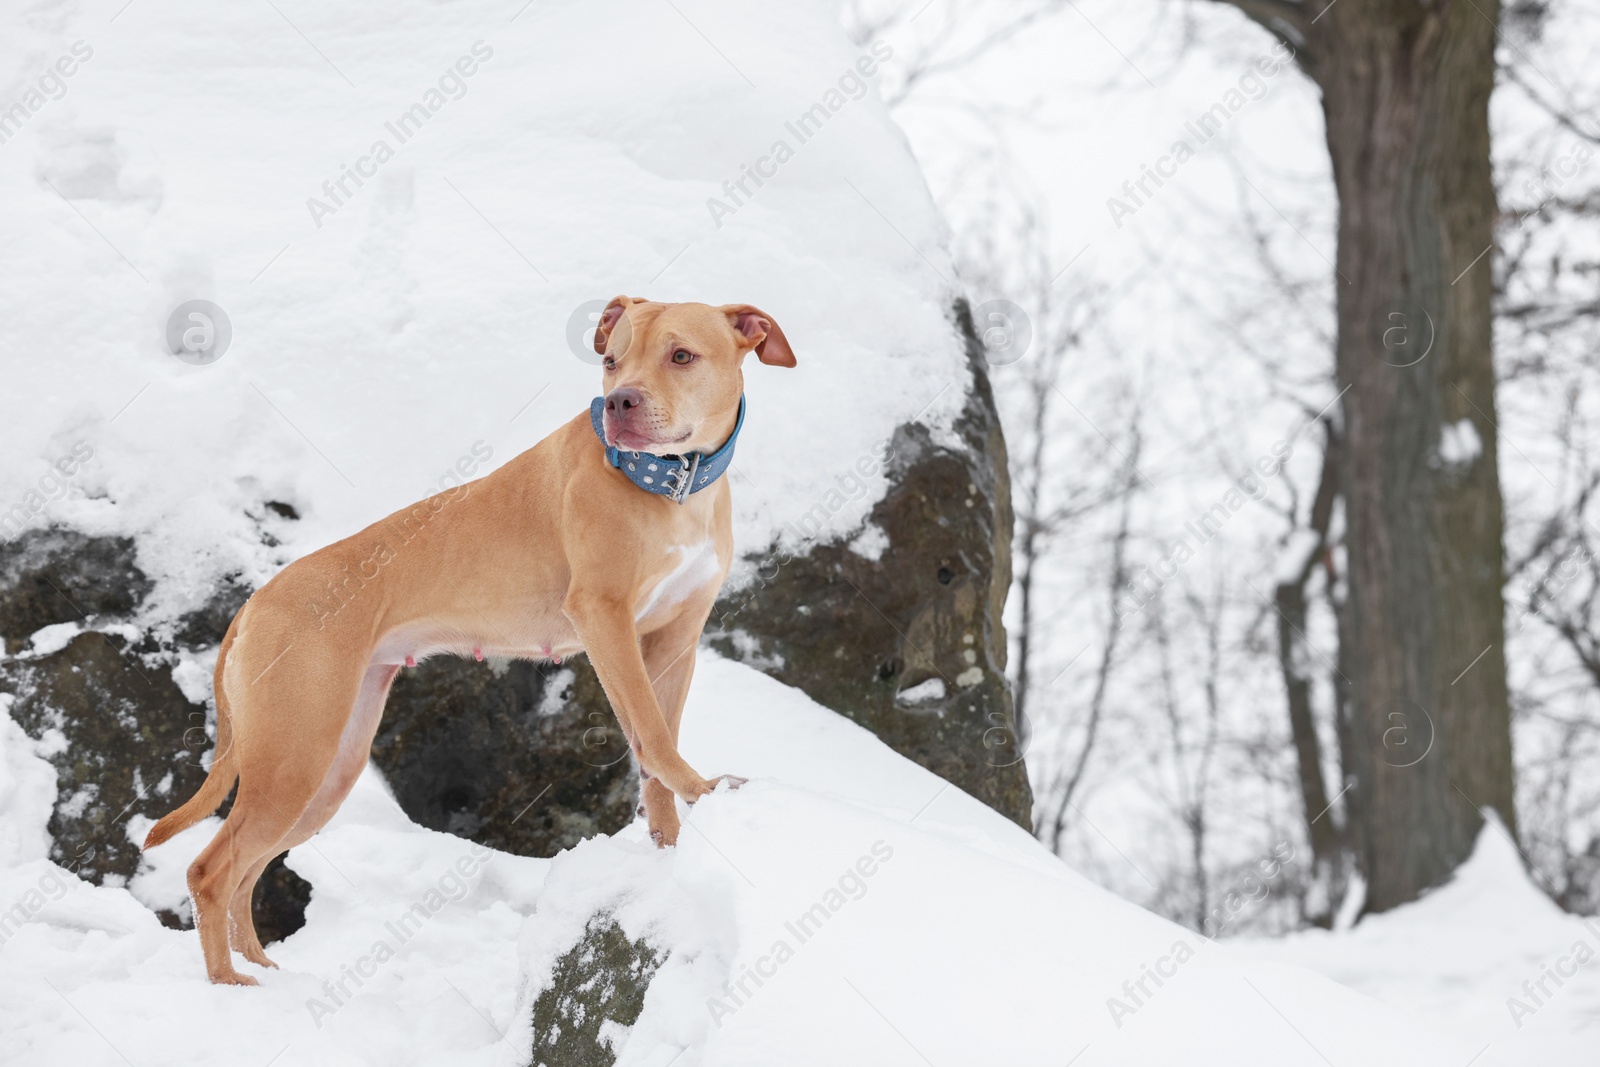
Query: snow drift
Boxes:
[{"xmin": 0, "ymin": 653, "xmax": 1474, "ymax": 1065}]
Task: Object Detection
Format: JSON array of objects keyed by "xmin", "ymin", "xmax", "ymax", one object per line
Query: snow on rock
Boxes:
[
  {"xmin": 847, "ymin": 522, "xmax": 889, "ymax": 561},
  {"xmin": 895, "ymin": 676, "xmax": 946, "ymax": 705},
  {"xmin": 1239, "ymin": 813, "xmax": 1600, "ymax": 1064},
  {"xmin": 528, "ymin": 916, "xmax": 665, "ymax": 1066},
  {"xmin": 166, "ymin": 650, "xmax": 217, "ymax": 710},
  {"xmin": 0, "ymin": 709, "xmax": 57, "ymax": 869},
  {"xmin": 18, "ymin": 622, "xmax": 85, "ymax": 659},
  {"xmin": 2, "ymin": 655, "xmax": 1473, "ymax": 1065}
]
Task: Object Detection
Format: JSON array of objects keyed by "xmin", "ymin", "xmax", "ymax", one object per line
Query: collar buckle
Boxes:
[{"xmin": 665, "ymin": 453, "xmax": 701, "ymax": 505}]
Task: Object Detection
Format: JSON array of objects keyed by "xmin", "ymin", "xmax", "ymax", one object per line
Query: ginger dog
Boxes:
[{"xmin": 144, "ymin": 297, "xmax": 794, "ymax": 985}]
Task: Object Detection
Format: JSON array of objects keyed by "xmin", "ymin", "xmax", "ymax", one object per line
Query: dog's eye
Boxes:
[
  {"xmin": 603, "ymin": 356, "xmax": 616, "ymax": 370},
  {"xmin": 671, "ymin": 349, "xmax": 695, "ymax": 365}
]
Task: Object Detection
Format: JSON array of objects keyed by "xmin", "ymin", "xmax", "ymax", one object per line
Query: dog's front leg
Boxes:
[{"xmin": 564, "ymin": 591, "xmax": 717, "ymax": 804}]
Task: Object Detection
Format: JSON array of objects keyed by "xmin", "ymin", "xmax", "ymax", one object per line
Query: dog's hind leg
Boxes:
[
  {"xmin": 226, "ymin": 853, "xmax": 278, "ymax": 968},
  {"xmin": 190, "ymin": 642, "xmax": 367, "ymax": 985},
  {"xmin": 189, "ymin": 772, "xmax": 326, "ymax": 986},
  {"xmin": 221, "ymin": 663, "xmax": 401, "ymax": 972}
]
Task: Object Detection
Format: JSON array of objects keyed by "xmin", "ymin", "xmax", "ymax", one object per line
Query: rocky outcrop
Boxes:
[
  {"xmin": 529, "ymin": 916, "xmax": 665, "ymax": 1067},
  {"xmin": 0, "ymin": 528, "xmax": 312, "ymax": 942},
  {"xmin": 5, "ymin": 628, "xmax": 208, "ymax": 885},
  {"xmin": 372, "ymin": 657, "xmax": 637, "ymax": 857},
  {"xmin": 707, "ymin": 300, "xmax": 1032, "ymax": 828},
  {"xmin": 0, "ymin": 529, "xmax": 149, "ymax": 642},
  {"xmin": 2, "ymin": 301, "xmax": 1031, "ymax": 925}
]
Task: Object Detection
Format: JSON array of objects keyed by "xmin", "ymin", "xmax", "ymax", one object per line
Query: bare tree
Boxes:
[
  {"xmin": 1147, "ymin": 580, "xmax": 1226, "ymax": 930},
  {"xmin": 1205, "ymin": 0, "xmax": 1517, "ymax": 913},
  {"xmin": 996, "ymin": 216, "xmax": 1111, "ymax": 737},
  {"xmin": 1271, "ymin": 418, "xmax": 1347, "ymax": 921},
  {"xmin": 941, "ymin": 177, "xmax": 1145, "ymax": 860},
  {"xmin": 1047, "ymin": 413, "xmax": 1143, "ymax": 851},
  {"xmin": 1460, "ymin": 0, "xmax": 1600, "ymax": 910}
]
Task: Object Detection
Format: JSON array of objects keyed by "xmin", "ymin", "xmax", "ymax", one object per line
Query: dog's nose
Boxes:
[{"xmin": 605, "ymin": 387, "xmax": 644, "ymax": 416}]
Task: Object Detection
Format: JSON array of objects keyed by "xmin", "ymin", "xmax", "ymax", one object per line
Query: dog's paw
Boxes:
[
  {"xmin": 681, "ymin": 774, "xmax": 746, "ymax": 804},
  {"xmin": 210, "ymin": 971, "xmax": 260, "ymax": 987},
  {"xmin": 243, "ymin": 948, "xmax": 279, "ymax": 970}
]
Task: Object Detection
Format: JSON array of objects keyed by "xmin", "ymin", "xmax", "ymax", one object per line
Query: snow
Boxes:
[
  {"xmin": 847, "ymin": 522, "xmax": 889, "ymax": 560},
  {"xmin": 1273, "ymin": 528, "xmax": 1322, "ymax": 586},
  {"xmin": 1240, "ymin": 813, "xmax": 1600, "ymax": 1065},
  {"xmin": 0, "ymin": 710, "xmax": 57, "ymax": 870},
  {"xmin": 167, "ymin": 647, "xmax": 219, "ymax": 709},
  {"xmin": 0, "ymin": 0, "xmax": 968, "ymax": 628},
  {"xmin": 18, "ymin": 622, "xmax": 84, "ymax": 658},
  {"xmin": 894, "ymin": 676, "xmax": 945, "ymax": 704},
  {"xmin": 14, "ymin": 620, "xmax": 140, "ymax": 659},
  {"xmin": 1438, "ymin": 418, "xmax": 1484, "ymax": 470},
  {"xmin": 0, "ymin": 652, "xmax": 1487, "ymax": 1065}
]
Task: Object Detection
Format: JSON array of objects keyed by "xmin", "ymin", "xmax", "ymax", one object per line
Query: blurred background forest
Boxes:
[{"xmin": 844, "ymin": 0, "xmax": 1600, "ymax": 930}]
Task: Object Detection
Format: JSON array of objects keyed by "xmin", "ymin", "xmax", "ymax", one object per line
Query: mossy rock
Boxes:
[
  {"xmin": 0, "ymin": 530, "xmax": 307, "ymax": 936},
  {"xmin": 708, "ymin": 299, "xmax": 1033, "ymax": 828},
  {"xmin": 372, "ymin": 656, "xmax": 638, "ymax": 858},
  {"xmin": 530, "ymin": 916, "xmax": 665, "ymax": 1067}
]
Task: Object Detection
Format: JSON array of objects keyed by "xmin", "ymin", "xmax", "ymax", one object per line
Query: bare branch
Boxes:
[
  {"xmin": 1503, "ymin": 63, "xmax": 1600, "ymax": 146},
  {"xmin": 1047, "ymin": 409, "xmax": 1143, "ymax": 851},
  {"xmin": 1198, "ymin": 0, "xmax": 1314, "ymax": 66}
]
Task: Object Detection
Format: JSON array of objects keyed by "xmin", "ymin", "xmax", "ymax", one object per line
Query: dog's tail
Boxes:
[{"xmin": 144, "ymin": 614, "xmax": 242, "ymax": 850}]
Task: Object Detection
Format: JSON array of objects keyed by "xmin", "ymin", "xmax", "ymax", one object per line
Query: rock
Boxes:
[
  {"xmin": 169, "ymin": 571, "xmax": 250, "ymax": 651},
  {"xmin": 372, "ymin": 657, "xmax": 638, "ymax": 858},
  {"xmin": 529, "ymin": 916, "xmax": 665, "ymax": 1067},
  {"xmin": 242, "ymin": 854, "xmax": 313, "ymax": 945},
  {"xmin": 4, "ymin": 629, "xmax": 205, "ymax": 885},
  {"xmin": 0, "ymin": 529, "xmax": 310, "ymax": 941},
  {"xmin": 0, "ymin": 528, "xmax": 149, "ymax": 653},
  {"xmin": 708, "ymin": 300, "xmax": 1033, "ymax": 828}
]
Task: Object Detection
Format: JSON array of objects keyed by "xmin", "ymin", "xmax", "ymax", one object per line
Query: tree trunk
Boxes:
[
  {"xmin": 1316, "ymin": 0, "xmax": 1515, "ymax": 913},
  {"xmin": 1275, "ymin": 425, "xmax": 1342, "ymax": 872},
  {"xmin": 1213, "ymin": 0, "xmax": 1518, "ymax": 912}
]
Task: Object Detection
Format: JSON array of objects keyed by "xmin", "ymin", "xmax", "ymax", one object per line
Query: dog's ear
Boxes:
[
  {"xmin": 592, "ymin": 296, "xmax": 640, "ymax": 356},
  {"xmin": 721, "ymin": 304, "xmax": 796, "ymax": 368}
]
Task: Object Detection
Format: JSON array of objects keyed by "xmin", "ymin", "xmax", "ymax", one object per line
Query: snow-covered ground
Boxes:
[
  {"xmin": 1242, "ymin": 821, "xmax": 1600, "ymax": 1066},
  {"xmin": 1, "ymin": 651, "xmax": 1504, "ymax": 1066}
]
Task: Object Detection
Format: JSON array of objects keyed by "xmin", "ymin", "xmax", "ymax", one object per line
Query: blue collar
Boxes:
[{"xmin": 589, "ymin": 395, "xmax": 745, "ymax": 504}]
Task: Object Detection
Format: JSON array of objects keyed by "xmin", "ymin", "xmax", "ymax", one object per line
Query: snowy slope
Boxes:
[
  {"xmin": 0, "ymin": 0, "xmax": 967, "ymax": 619},
  {"xmin": 1, "ymin": 653, "xmax": 1473, "ymax": 1066},
  {"xmin": 1241, "ymin": 819, "xmax": 1600, "ymax": 1066}
]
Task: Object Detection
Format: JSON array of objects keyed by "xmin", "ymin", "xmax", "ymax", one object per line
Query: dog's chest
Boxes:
[{"xmin": 636, "ymin": 539, "xmax": 722, "ymax": 622}]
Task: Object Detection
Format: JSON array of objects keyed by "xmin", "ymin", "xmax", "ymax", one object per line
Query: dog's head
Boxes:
[{"xmin": 591, "ymin": 297, "xmax": 795, "ymax": 454}]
